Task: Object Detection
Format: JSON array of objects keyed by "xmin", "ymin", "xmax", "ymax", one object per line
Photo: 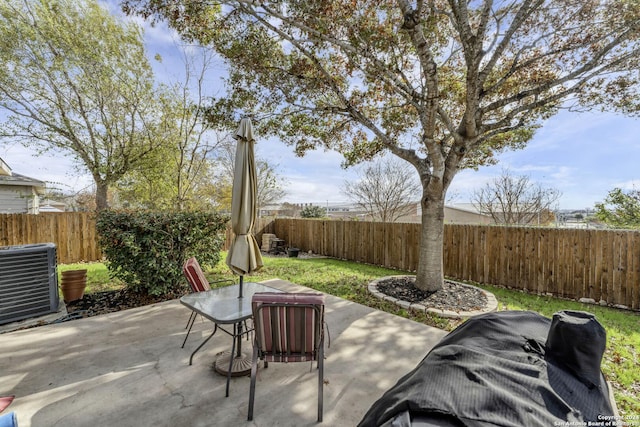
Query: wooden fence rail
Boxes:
[{"xmin": 2, "ymin": 214, "xmax": 638, "ymax": 309}]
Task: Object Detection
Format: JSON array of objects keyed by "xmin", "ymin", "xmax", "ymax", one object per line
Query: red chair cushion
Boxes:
[
  {"xmin": 0, "ymin": 396, "xmax": 14, "ymax": 413},
  {"xmin": 183, "ymin": 257, "xmax": 210, "ymax": 292}
]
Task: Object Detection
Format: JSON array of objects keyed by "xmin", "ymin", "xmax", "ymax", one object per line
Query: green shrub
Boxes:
[
  {"xmin": 96, "ymin": 210, "xmax": 229, "ymax": 296},
  {"xmin": 300, "ymin": 205, "xmax": 327, "ymax": 218}
]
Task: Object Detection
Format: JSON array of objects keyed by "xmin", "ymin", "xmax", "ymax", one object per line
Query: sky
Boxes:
[{"xmin": 1, "ymin": 2, "xmax": 639, "ymax": 211}]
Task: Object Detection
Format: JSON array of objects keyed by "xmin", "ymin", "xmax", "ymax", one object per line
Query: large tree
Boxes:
[
  {"xmin": 116, "ymin": 48, "xmax": 227, "ymax": 211},
  {"xmin": 595, "ymin": 187, "xmax": 640, "ymax": 229},
  {"xmin": 123, "ymin": 0, "xmax": 640, "ymax": 291},
  {"xmin": 343, "ymin": 157, "xmax": 421, "ymax": 222},
  {"xmin": 0, "ymin": 0, "xmax": 167, "ymax": 210},
  {"xmin": 472, "ymin": 169, "xmax": 560, "ymax": 225}
]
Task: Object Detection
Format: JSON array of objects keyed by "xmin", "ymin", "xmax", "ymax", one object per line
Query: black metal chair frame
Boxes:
[{"xmin": 181, "ymin": 278, "xmax": 236, "ymax": 349}]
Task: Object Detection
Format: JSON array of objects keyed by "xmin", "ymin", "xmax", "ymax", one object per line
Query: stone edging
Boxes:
[{"xmin": 368, "ymin": 275, "xmax": 498, "ymax": 319}]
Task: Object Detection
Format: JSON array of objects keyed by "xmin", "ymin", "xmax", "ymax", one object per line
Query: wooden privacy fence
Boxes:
[
  {"xmin": 442, "ymin": 226, "xmax": 640, "ymax": 310},
  {"xmin": 273, "ymin": 219, "xmax": 420, "ymax": 270},
  {"xmin": 0, "ymin": 213, "xmax": 101, "ymax": 264},
  {"xmin": 272, "ymin": 218, "xmax": 640, "ymax": 310},
  {"xmin": 3, "ymin": 214, "xmax": 639, "ymax": 309},
  {"xmin": 0, "ymin": 213, "xmax": 274, "ymax": 265}
]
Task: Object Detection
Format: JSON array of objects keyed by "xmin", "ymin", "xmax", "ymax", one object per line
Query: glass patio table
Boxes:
[{"xmin": 180, "ymin": 282, "xmax": 283, "ymax": 397}]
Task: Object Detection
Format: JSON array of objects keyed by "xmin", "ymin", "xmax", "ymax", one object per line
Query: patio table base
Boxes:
[{"xmin": 214, "ymin": 350, "xmax": 252, "ymax": 377}]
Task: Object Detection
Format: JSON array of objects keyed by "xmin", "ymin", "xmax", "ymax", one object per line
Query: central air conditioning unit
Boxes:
[{"xmin": 0, "ymin": 243, "xmax": 59, "ymax": 325}]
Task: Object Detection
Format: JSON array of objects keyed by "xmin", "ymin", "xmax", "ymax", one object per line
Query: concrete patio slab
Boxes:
[{"xmin": 0, "ymin": 279, "xmax": 447, "ymax": 427}]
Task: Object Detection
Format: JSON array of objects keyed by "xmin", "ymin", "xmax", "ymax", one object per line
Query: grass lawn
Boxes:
[{"xmin": 63, "ymin": 254, "xmax": 640, "ymax": 415}]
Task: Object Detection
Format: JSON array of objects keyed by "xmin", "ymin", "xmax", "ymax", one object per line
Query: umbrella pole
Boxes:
[{"xmin": 236, "ymin": 275, "xmax": 244, "ymax": 358}]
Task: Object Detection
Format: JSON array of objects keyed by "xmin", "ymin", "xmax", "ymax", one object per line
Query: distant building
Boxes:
[
  {"xmin": 39, "ymin": 199, "xmax": 66, "ymax": 212},
  {"xmin": 260, "ymin": 201, "xmax": 494, "ymax": 225},
  {"xmin": 395, "ymin": 203, "xmax": 492, "ymax": 224},
  {"xmin": 443, "ymin": 204, "xmax": 493, "ymax": 225},
  {"xmin": 260, "ymin": 202, "xmax": 367, "ymax": 220},
  {"xmin": 447, "ymin": 203, "xmax": 560, "ymax": 226},
  {"xmin": 0, "ymin": 157, "xmax": 46, "ymax": 214}
]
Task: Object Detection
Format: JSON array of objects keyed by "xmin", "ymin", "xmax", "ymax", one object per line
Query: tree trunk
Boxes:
[
  {"xmin": 95, "ymin": 182, "xmax": 109, "ymax": 212},
  {"xmin": 415, "ymin": 193, "xmax": 445, "ymax": 292}
]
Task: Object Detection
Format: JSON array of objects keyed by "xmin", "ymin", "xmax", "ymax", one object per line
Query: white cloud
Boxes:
[{"xmin": 260, "ymin": 146, "xmax": 355, "ymax": 204}]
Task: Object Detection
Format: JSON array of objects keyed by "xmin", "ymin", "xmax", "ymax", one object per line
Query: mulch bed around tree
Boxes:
[{"xmin": 375, "ymin": 276, "xmax": 488, "ymax": 312}]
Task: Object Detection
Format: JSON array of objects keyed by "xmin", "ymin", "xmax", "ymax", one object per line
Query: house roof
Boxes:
[{"xmin": 0, "ymin": 171, "xmax": 46, "ymax": 194}]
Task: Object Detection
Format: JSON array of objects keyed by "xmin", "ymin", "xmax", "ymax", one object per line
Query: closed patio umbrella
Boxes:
[{"xmin": 226, "ymin": 117, "xmax": 263, "ymax": 298}]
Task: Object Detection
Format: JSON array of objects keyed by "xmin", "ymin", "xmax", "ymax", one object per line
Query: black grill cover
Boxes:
[{"xmin": 358, "ymin": 310, "xmax": 615, "ymax": 427}]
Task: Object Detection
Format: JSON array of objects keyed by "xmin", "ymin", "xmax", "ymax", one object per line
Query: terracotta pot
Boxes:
[
  {"xmin": 61, "ymin": 269, "xmax": 87, "ymax": 302},
  {"xmin": 62, "ymin": 270, "xmax": 88, "ymax": 279}
]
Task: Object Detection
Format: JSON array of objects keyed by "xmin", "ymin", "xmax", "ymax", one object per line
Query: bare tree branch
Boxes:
[
  {"xmin": 343, "ymin": 157, "xmax": 421, "ymax": 222},
  {"xmin": 472, "ymin": 168, "xmax": 561, "ymax": 225}
]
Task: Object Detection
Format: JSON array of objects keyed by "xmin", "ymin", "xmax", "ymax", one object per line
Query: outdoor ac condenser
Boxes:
[{"xmin": 0, "ymin": 243, "xmax": 59, "ymax": 325}]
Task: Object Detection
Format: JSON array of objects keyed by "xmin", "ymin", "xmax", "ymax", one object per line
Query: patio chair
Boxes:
[
  {"xmin": 248, "ymin": 292, "xmax": 326, "ymax": 422},
  {"xmin": 181, "ymin": 257, "xmax": 234, "ymax": 348}
]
